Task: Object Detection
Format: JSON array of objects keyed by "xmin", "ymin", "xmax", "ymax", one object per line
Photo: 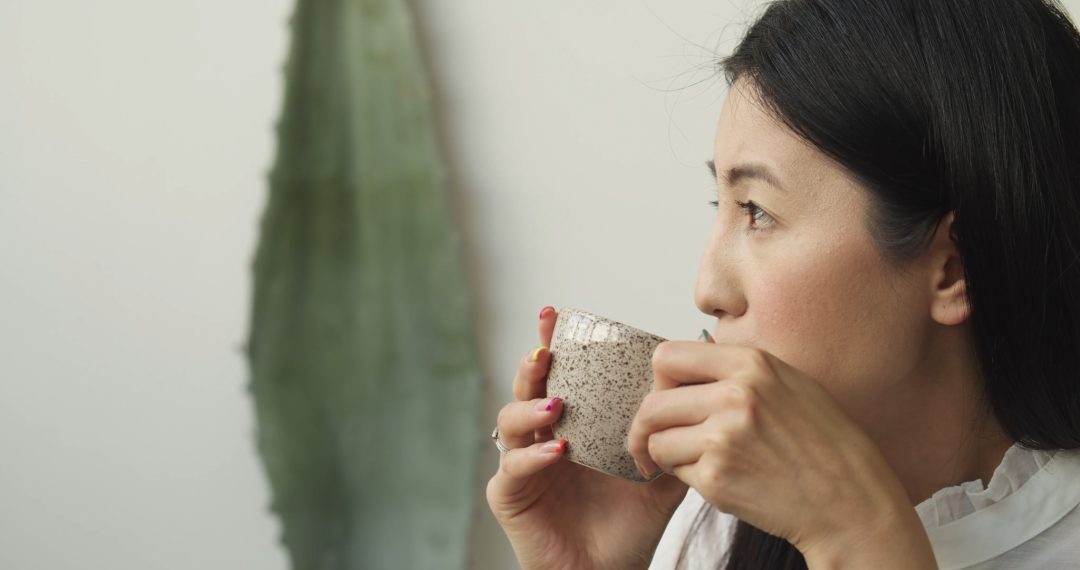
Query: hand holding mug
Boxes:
[
  {"xmin": 626, "ymin": 341, "xmax": 934, "ymax": 565},
  {"xmin": 486, "ymin": 307, "xmax": 688, "ymax": 570}
]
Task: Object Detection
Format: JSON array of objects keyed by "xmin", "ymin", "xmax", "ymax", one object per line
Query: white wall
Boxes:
[
  {"xmin": 0, "ymin": 1, "xmax": 292, "ymax": 568},
  {"xmin": 4, "ymin": 1, "xmax": 1076, "ymax": 569}
]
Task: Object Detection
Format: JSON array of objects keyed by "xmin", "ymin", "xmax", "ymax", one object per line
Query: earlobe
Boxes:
[
  {"xmin": 932, "ymin": 279, "xmax": 970, "ymax": 325},
  {"xmin": 929, "ymin": 211, "xmax": 970, "ymax": 326}
]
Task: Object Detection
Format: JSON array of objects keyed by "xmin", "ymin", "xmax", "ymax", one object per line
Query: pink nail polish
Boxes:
[{"xmin": 545, "ymin": 397, "xmax": 562, "ymax": 411}]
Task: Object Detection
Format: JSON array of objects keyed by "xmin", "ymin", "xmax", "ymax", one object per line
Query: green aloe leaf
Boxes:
[{"xmin": 245, "ymin": 0, "xmax": 482, "ymax": 568}]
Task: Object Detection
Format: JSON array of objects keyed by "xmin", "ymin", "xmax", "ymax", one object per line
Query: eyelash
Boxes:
[{"xmin": 707, "ymin": 198, "xmax": 773, "ymax": 232}]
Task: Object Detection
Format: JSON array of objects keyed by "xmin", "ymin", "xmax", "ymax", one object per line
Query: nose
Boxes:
[{"xmin": 693, "ymin": 226, "xmax": 746, "ymax": 319}]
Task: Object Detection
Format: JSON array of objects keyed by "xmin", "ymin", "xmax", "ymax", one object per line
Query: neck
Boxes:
[{"xmin": 857, "ymin": 324, "xmax": 1015, "ymax": 506}]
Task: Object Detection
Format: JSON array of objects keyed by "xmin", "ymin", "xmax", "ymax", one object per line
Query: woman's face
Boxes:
[{"xmin": 696, "ymin": 80, "xmax": 934, "ymax": 423}]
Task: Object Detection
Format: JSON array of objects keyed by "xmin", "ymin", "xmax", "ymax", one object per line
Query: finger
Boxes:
[
  {"xmin": 627, "ymin": 384, "xmax": 715, "ymax": 472},
  {"xmin": 512, "ymin": 344, "xmax": 553, "ymax": 401},
  {"xmin": 652, "ymin": 341, "xmax": 770, "ymax": 391},
  {"xmin": 529, "ymin": 307, "xmax": 560, "ymax": 437},
  {"xmin": 488, "ymin": 439, "xmax": 568, "ymax": 499},
  {"xmin": 507, "ymin": 307, "xmax": 558, "ymax": 402},
  {"xmin": 644, "ymin": 424, "xmax": 708, "ymax": 475},
  {"xmin": 539, "ymin": 306, "xmax": 557, "ymax": 347},
  {"xmin": 496, "ymin": 397, "xmax": 564, "ymax": 449},
  {"xmin": 668, "ymin": 458, "xmax": 743, "ymax": 516},
  {"xmin": 533, "ymin": 424, "xmax": 555, "ymax": 443}
]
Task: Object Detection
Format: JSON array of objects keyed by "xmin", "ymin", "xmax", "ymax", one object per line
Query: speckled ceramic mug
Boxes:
[{"xmin": 546, "ymin": 308, "xmax": 668, "ymax": 483}]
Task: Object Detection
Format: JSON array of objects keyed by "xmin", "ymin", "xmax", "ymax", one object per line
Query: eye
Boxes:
[
  {"xmin": 735, "ymin": 200, "xmax": 773, "ymax": 231},
  {"xmin": 707, "ymin": 198, "xmax": 774, "ymax": 232}
]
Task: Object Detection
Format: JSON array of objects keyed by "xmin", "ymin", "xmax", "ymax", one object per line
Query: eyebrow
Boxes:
[{"xmin": 706, "ymin": 159, "xmax": 787, "ymax": 193}]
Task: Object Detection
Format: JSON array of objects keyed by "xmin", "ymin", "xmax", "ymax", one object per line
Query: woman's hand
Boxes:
[
  {"xmin": 485, "ymin": 308, "xmax": 690, "ymax": 570},
  {"xmin": 627, "ymin": 341, "xmax": 937, "ymax": 569}
]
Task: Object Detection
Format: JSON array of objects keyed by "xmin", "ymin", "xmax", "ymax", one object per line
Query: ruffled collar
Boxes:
[
  {"xmin": 914, "ymin": 444, "xmax": 1056, "ymax": 527},
  {"xmin": 913, "ymin": 443, "xmax": 1080, "ymax": 569}
]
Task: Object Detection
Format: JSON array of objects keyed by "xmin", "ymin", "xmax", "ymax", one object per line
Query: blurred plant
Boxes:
[{"xmin": 245, "ymin": 0, "xmax": 482, "ymax": 568}]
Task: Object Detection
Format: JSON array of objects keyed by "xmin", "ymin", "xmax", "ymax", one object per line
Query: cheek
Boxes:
[
  {"xmin": 748, "ymin": 247, "xmax": 915, "ymax": 402},
  {"xmin": 749, "ymin": 269, "xmax": 849, "ymax": 369}
]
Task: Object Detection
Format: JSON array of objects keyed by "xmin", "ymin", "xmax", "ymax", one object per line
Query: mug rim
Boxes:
[{"xmin": 555, "ymin": 307, "xmax": 668, "ymax": 343}]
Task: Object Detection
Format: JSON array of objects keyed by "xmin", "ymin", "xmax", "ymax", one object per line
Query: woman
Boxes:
[{"xmin": 486, "ymin": 0, "xmax": 1080, "ymax": 568}]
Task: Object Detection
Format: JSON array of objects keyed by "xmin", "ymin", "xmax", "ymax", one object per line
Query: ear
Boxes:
[{"xmin": 928, "ymin": 211, "xmax": 969, "ymax": 326}]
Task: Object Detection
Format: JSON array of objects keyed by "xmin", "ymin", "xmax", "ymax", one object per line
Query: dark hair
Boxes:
[{"xmin": 678, "ymin": 0, "xmax": 1080, "ymax": 568}]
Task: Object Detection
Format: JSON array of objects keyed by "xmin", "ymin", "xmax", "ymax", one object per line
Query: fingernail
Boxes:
[
  {"xmin": 646, "ymin": 469, "xmax": 664, "ymax": 481},
  {"xmin": 541, "ymin": 439, "xmax": 567, "ymax": 454},
  {"xmin": 529, "ymin": 346, "xmax": 549, "ymax": 362},
  {"xmin": 536, "ymin": 397, "xmax": 561, "ymax": 411},
  {"xmin": 698, "ymin": 329, "xmax": 714, "ymax": 343},
  {"xmin": 635, "ymin": 459, "xmax": 650, "ymax": 479},
  {"xmin": 539, "ymin": 306, "xmax": 555, "ymax": 320}
]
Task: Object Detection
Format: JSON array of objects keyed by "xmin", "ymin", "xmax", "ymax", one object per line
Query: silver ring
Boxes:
[{"xmin": 491, "ymin": 426, "xmax": 511, "ymax": 455}]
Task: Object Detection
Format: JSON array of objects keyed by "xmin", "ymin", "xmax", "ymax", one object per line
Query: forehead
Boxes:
[
  {"xmin": 713, "ymin": 81, "xmax": 853, "ymax": 201},
  {"xmin": 715, "ymin": 83, "xmax": 813, "ymax": 175}
]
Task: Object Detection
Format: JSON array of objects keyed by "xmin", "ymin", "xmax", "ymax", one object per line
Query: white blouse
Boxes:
[{"xmin": 649, "ymin": 444, "xmax": 1080, "ymax": 569}]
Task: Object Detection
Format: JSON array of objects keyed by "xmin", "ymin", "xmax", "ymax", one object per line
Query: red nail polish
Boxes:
[
  {"xmin": 541, "ymin": 440, "xmax": 564, "ymax": 454},
  {"xmin": 545, "ymin": 397, "xmax": 562, "ymax": 411},
  {"xmin": 539, "ymin": 306, "xmax": 555, "ymax": 320}
]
